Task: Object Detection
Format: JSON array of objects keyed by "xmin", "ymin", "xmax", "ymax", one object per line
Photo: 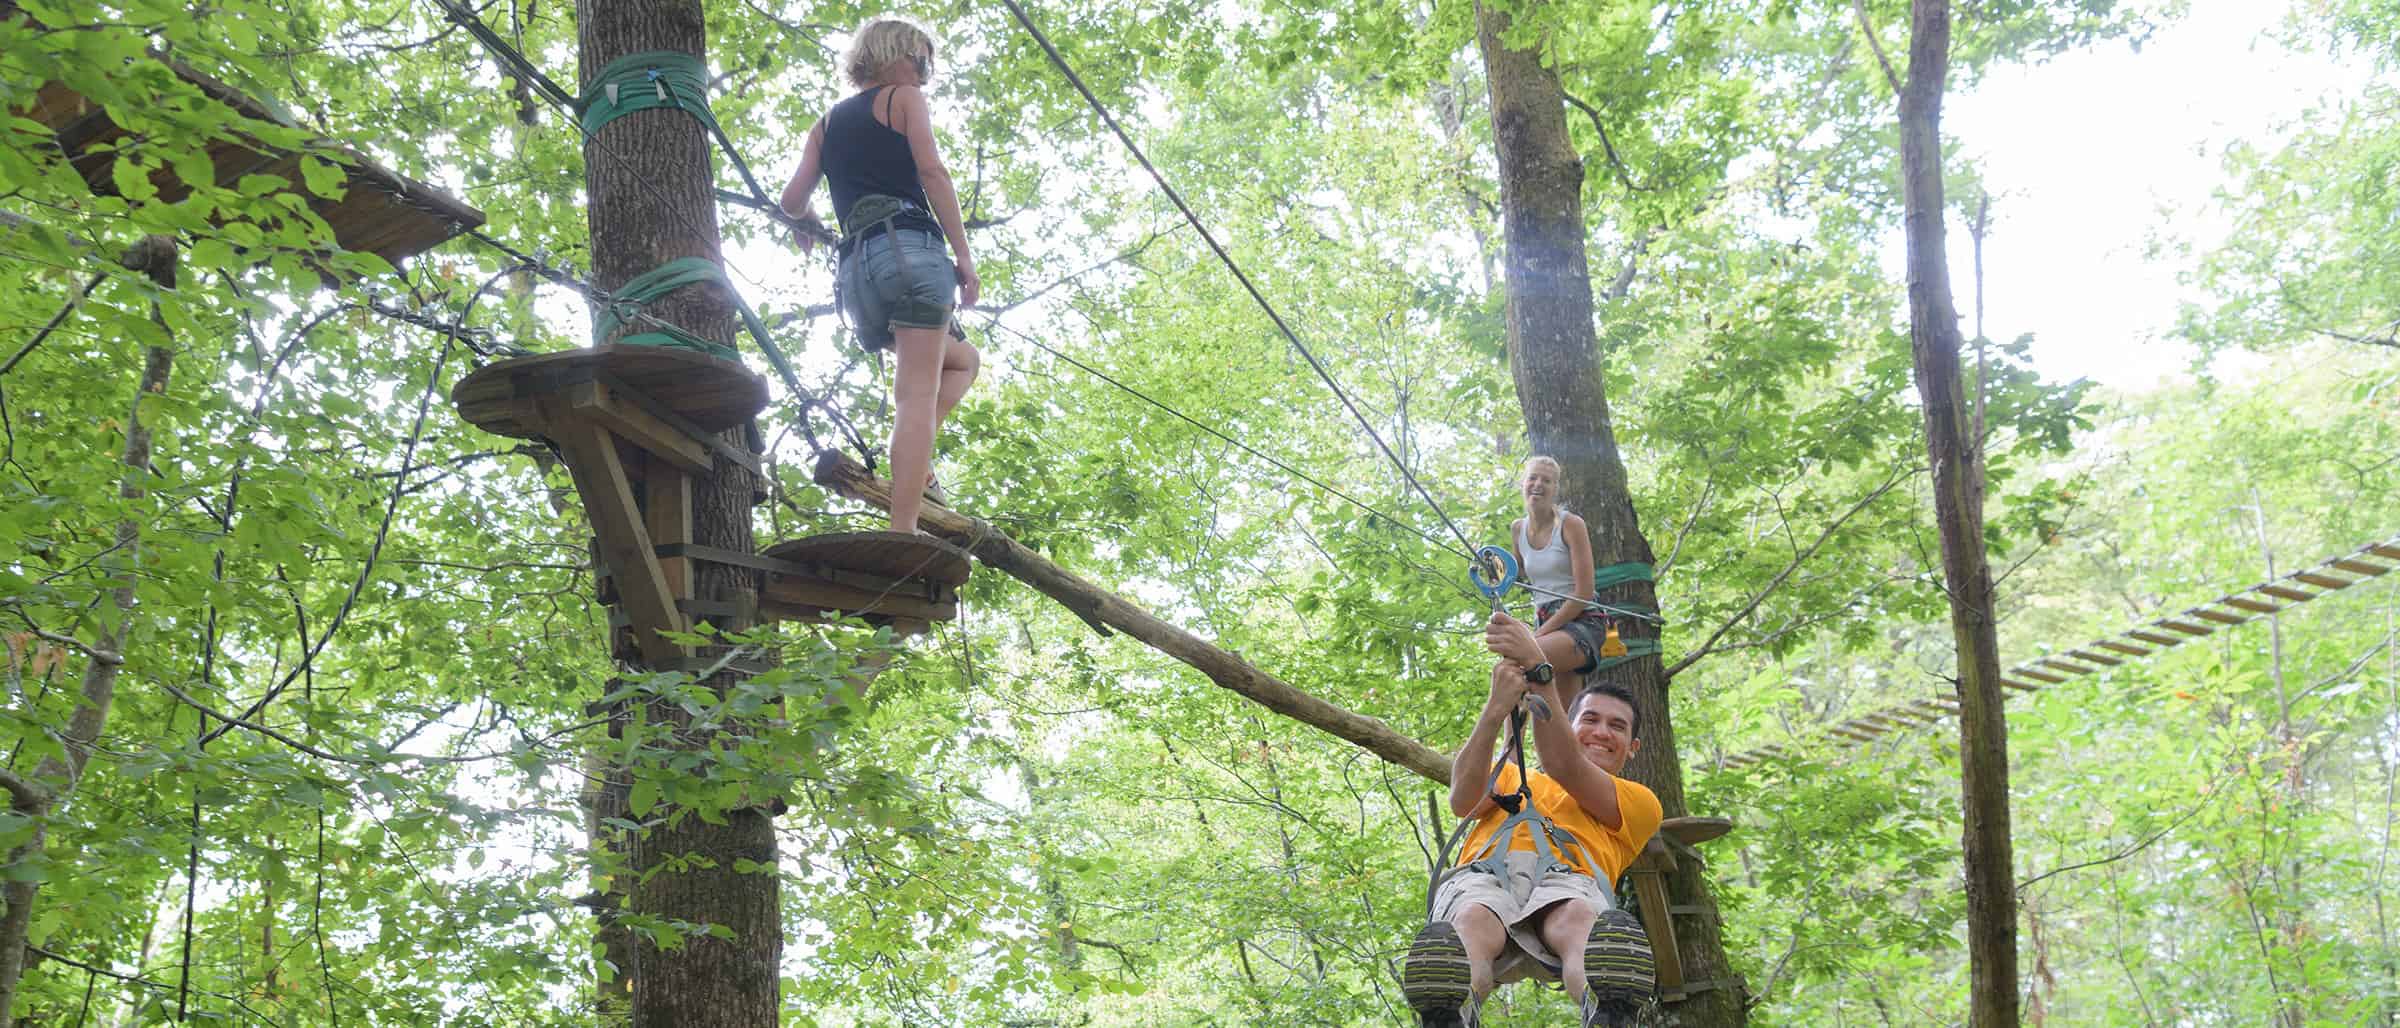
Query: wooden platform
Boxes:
[
  {"xmin": 452, "ymin": 346, "xmax": 768, "ymax": 440},
  {"xmin": 449, "ymin": 347, "xmax": 767, "ymax": 665},
  {"xmin": 17, "ymin": 58, "xmax": 482, "ymax": 269},
  {"xmin": 758, "ymin": 532, "xmax": 970, "ymax": 628}
]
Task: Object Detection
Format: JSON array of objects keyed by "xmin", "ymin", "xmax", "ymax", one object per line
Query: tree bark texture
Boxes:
[
  {"xmin": 1895, "ymin": 1, "xmax": 2021, "ymax": 1023},
  {"xmin": 815, "ymin": 454, "xmax": 1452, "ymax": 782},
  {"xmin": 0, "ymin": 236, "xmax": 178, "ymax": 1028},
  {"xmin": 1473, "ymin": 9, "xmax": 1748, "ymax": 1021},
  {"xmin": 575, "ymin": 3, "xmax": 778, "ymax": 1024}
]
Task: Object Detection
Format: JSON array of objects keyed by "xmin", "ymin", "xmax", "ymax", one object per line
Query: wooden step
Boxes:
[{"xmin": 452, "ymin": 345, "xmax": 768, "ymax": 440}]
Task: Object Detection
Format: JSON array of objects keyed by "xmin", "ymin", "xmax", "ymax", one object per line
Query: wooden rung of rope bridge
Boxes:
[
  {"xmin": 1717, "ymin": 531, "xmax": 2400, "ymax": 770},
  {"xmin": 452, "ymin": 345, "xmax": 969, "ymax": 665},
  {"xmin": 15, "ymin": 53, "xmax": 483, "ymax": 271}
]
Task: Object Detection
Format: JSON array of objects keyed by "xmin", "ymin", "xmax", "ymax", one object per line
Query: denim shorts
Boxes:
[
  {"xmin": 1537, "ymin": 598, "xmax": 1610, "ymax": 674},
  {"xmin": 836, "ymin": 227, "xmax": 955, "ymax": 351}
]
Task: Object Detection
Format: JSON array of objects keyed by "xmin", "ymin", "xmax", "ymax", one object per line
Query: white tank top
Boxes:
[{"xmin": 1516, "ymin": 514, "xmax": 1578, "ymax": 601}]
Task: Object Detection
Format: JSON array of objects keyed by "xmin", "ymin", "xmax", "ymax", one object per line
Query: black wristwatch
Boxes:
[{"xmin": 1525, "ymin": 661, "xmax": 1555, "ymax": 685}]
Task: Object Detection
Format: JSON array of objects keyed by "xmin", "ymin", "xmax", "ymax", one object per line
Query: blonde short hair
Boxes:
[
  {"xmin": 843, "ymin": 16, "xmax": 934, "ymax": 88},
  {"xmin": 1521, "ymin": 454, "xmax": 1563, "ymax": 483}
]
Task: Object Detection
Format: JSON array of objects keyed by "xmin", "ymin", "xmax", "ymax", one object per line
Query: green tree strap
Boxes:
[
  {"xmin": 1587, "ymin": 637, "xmax": 1663, "ymax": 674},
  {"xmin": 1592, "ymin": 562, "xmax": 1655, "ymax": 590},
  {"xmin": 576, "ymin": 51, "xmax": 784, "ymax": 235},
  {"xmin": 577, "ymin": 50, "xmax": 711, "ymax": 137},
  {"xmin": 593, "ymin": 258, "xmax": 802, "ymax": 394}
]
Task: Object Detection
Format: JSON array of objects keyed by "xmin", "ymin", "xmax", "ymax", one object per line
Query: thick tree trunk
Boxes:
[
  {"xmin": 0, "ymin": 236, "xmax": 179, "ymax": 1028},
  {"xmin": 1473, "ymin": 11, "xmax": 1749, "ymax": 1022},
  {"xmin": 1894, "ymin": 1, "xmax": 2020, "ymax": 1023},
  {"xmin": 575, "ymin": 4, "xmax": 779, "ymax": 1024}
]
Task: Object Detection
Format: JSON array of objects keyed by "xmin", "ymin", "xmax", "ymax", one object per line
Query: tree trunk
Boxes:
[
  {"xmin": 0, "ymin": 236, "xmax": 179, "ymax": 1028},
  {"xmin": 1473, "ymin": 10, "xmax": 1748, "ymax": 1022},
  {"xmin": 1894, "ymin": 1, "xmax": 2020, "ymax": 1023},
  {"xmin": 574, "ymin": 4, "xmax": 779, "ymax": 1024}
]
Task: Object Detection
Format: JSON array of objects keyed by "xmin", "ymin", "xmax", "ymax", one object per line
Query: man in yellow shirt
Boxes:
[{"xmin": 1404, "ymin": 613, "xmax": 1663, "ymax": 1027}]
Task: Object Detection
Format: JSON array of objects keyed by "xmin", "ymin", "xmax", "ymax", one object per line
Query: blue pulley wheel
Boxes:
[{"xmin": 1470, "ymin": 545, "xmax": 1517, "ymax": 603}]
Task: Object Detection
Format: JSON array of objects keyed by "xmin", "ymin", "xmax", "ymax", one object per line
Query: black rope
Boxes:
[{"xmin": 994, "ymin": 0, "xmax": 1482, "ymax": 559}]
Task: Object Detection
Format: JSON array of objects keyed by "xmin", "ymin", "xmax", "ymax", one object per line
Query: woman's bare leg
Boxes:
[{"xmin": 887, "ymin": 324, "xmax": 947, "ymax": 533}]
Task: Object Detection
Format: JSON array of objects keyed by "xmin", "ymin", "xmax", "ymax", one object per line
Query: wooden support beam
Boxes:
[
  {"xmin": 542, "ymin": 402, "xmax": 684, "ymax": 663},
  {"xmin": 645, "ymin": 461, "xmax": 693, "ymax": 603},
  {"xmin": 2035, "ymin": 658, "xmax": 2096, "ymax": 676},
  {"xmin": 565, "ymin": 381, "xmax": 711, "ymax": 474},
  {"xmin": 1830, "ymin": 725, "xmax": 1880, "ymax": 742},
  {"xmin": 2220, "ymin": 596, "xmax": 2282, "ymax": 615},
  {"xmin": 2291, "ymin": 572, "xmax": 2350, "ymax": 590},
  {"xmin": 2013, "ymin": 668, "xmax": 2066, "ymax": 684},
  {"xmin": 2370, "ymin": 543, "xmax": 2400, "ymax": 561},
  {"xmin": 2065, "ymin": 649, "xmax": 2121, "ymax": 667},
  {"xmin": 813, "ymin": 452, "xmax": 1450, "ymax": 783},
  {"xmin": 2256, "ymin": 584, "xmax": 2314, "ymax": 602},
  {"xmin": 2331, "ymin": 558, "xmax": 2389, "ymax": 576},
  {"xmin": 2095, "ymin": 639, "xmax": 2152, "ymax": 657},
  {"xmin": 1998, "ymin": 678, "xmax": 2040, "ymax": 692},
  {"xmin": 2126, "ymin": 628, "xmax": 2182, "ymax": 646},
  {"xmin": 1627, "ymin": 856, "xmax": 1684, "ymax": 991},
  {"xmin": 2158, "ymin": 619, "xmax": 2213, "ymax": 636},
  {"xmin": 2189, "ymin": 607, "xmax": 2247, "ymax": 625}
]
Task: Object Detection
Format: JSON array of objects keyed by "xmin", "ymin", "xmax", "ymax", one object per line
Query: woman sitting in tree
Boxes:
[
  {"xmin": 781, "ymin": 15, "xmax": 980, "ymax": 535},
  {"xmin": 1511, "ymin": 455, "xmax": 1610, "ymax": 677}
]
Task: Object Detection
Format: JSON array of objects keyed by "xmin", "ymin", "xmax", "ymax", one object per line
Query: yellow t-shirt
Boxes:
[{"xmin": 1455, "ymin": 765, "xmax": 1662, "ymax": 883}]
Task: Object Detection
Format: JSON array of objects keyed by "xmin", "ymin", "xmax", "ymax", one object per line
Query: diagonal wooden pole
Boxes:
[{"xmin": 814, "ymin": 452, "xmax": 1452, "ymax": 784}]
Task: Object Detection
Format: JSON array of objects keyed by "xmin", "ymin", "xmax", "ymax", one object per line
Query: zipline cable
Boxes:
[
  {"xmin": 977, "ymin": 317, "xmax": 1472, "ymax": 563},
  {"xmin": 993, "ymin": 0, "xmax": 1482, "ymax": 560}
]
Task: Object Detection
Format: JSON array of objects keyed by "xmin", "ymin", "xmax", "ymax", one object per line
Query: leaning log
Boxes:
[{"xmin": 814, "ymin": 452, "xmax": 1451, "ymax": 784}]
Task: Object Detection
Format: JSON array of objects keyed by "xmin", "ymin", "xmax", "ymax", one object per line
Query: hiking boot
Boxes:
[
  {"xmin": 1581, "ymin": 908, "xmax": 1654, "ymax": 1027},
  {"xmin": 1402, "ymin": 921, "xmax": 1475, "ymax": 1027}
]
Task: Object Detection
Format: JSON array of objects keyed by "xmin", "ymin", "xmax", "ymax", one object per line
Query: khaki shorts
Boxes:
[{"xmin": 1431, "ymin": 850, "xmax": 1612, "ymax": 979}]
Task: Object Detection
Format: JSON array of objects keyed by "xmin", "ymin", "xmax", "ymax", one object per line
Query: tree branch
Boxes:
[
  {"xmin": 1559, "ymin": 91, "xmax": 1653, "ymax": 194},
  {"xmin": 1852, "ymin": 0, "xmax": 1903, "ymax": 95},
  {"xmin": 1666, "ymin": 467, "xmax": 1914, "ymax": 678}
]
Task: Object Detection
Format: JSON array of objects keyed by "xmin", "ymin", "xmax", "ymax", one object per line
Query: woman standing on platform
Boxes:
[
  {"xmin": 781, "ymin": 15, "xmax": 979, "ymax": 535},
  {"xmin": 1512, "ymin": 455, "xmax": 1608, "ymax": 680}
]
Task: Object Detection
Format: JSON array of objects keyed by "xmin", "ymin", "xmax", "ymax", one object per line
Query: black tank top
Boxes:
[{"xmin": 823, "ymin": 86, "xmax": 934, "ymax": 233}]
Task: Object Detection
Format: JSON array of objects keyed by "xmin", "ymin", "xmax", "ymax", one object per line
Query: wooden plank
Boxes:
[
  {"xmin": 542, "ymin": 400, "xmax": 684, "ymax": 663},
  {"xmin": 2127, "ymin": 628, "xmax": 2182, "ymax": 646},
  {"xmin": 2331, "ymin": 558, "xmax": 2390, "ymax": 576},
  {"xmin": 1659, "ymin": 817, "xmax": 1733, "ymax": 847},
  {"xmin": 564, "ymin": 380, "xmax": 711, "ymax": 474},
  {"xmin": 2370, "ymin": 543, "xmax": 2400, "ymax": 561},
  {"xmin": 1829, "ymin": 725, "xmax": 1879, "ymax": 742},
  {"xmin": 1629, "ymin": 863, "xmax": 1683, "ymax": 991},
  {"xmin": 759, "ymin": 573, "xmax": 956, "ymax": 623},
  {"xmin": 2096, "ymin": 639, "xmax": 2152, "ymax": 657},
  {"xmin": 2256, "ymin": 584, "xmax": 2314, "ymax": 602},
  {"xmin": 2036, "ymin": 658, "xmax": 2096, "ymax": 676},
  {"xmin": 2158, "ymin": 619, "xmax": 2213, "ymax": 635},
  {"xmin": 2013, "ymin": 668, "xmax": 2066, "ymax": 684},
  {"xmin": 2220, "ymin": 595, "xmax": 2282, "ymax": 614},
  {"xmin": 764, "ymin": 532, "xmax": 973, "ymax": 589},
  {"xmin": 2291, "ymin": 572, "xmax": 2350, "ymax": 590},
  {"xmin": 644, "ymin": 461, "xmax": 692, "ymax": 604},
  {"xmin": 1999, "ymin": 678, "xmax": 2040, "ymax": 692},
  {"xmin": 2066, "ymin": 649, "xmax": 2122, "ymax": 667},
  {"xmin": 2190, "ymin": 608, "xmax": 2247, "ymax": 625}
]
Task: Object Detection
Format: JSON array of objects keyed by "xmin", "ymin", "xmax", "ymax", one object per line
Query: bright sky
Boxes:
[{"xmin": 1945, "ymin": 0, "xmax": 2372, "ymax": 390}]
